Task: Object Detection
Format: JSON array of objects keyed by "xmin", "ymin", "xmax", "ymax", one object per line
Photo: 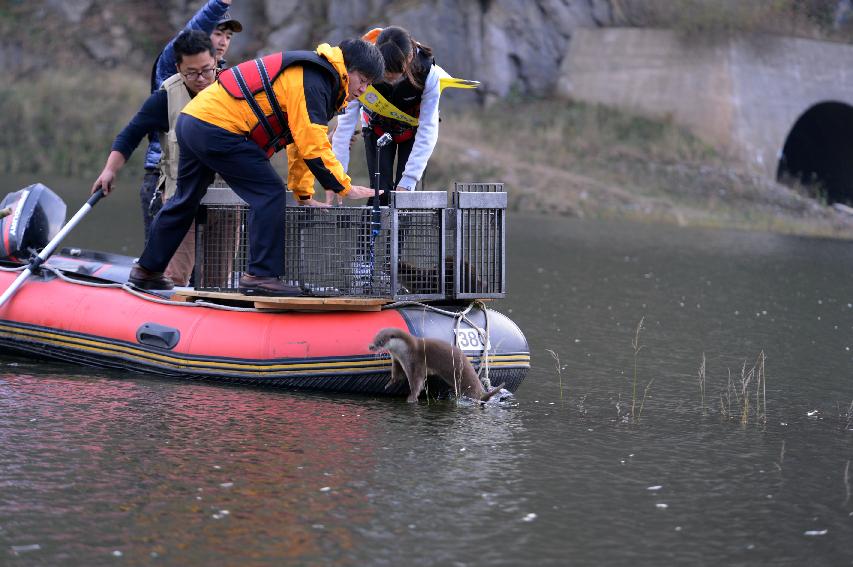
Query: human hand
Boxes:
[
  {"xmin": 324, "ymin": 191, "xmax": 343, "ymax": 206},
  {"xmin": 346, "ymin": 185, "xmax": 383, "ymax": 200},
  {"xmin": 92, "ymin": 169, "xmax": 116, "ymax": 195},
  {"xmin": 297, "ymin": 198, "xmax": 330, "ymax": 208},
  {"xmin": 349, "ymin": 129, "xmax": 360, "ymax": 149}
]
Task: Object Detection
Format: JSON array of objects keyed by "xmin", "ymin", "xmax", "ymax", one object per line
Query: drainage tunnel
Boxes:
[{"xmin": 777, "ymin": 101, "xmax": 853, "ymax": 205}]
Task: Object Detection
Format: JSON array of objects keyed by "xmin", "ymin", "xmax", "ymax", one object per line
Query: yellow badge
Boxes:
[
  {"xmin": 359, "ymin": 86, "xmax": 420, "ymax": 126},
  {"xmin": 358, "ymin": 77, "xmax": 480, "ymax": 127}
]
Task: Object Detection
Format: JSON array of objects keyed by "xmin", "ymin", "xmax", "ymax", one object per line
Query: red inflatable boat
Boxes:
[
  {"xmin": 0, "ymin": 250, "xmax": 528, "ymax": 396},
  {"xmin": 0, "ymin": 184, "xmax": 529, "ymax": 396}
]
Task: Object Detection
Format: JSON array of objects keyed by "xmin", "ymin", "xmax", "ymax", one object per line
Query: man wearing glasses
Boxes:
[
  {"xmin": 140, "ymin": 0, "xmax": 242, "ymax": 242},
  {"xmin": 91, "ymin": 30, "xmax": 219, "ymax": 286}
]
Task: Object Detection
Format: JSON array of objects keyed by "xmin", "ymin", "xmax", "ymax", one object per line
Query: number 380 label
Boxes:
[{"xmin": 454, "ymin": 328, "xmax": 491, "ymax": 351}]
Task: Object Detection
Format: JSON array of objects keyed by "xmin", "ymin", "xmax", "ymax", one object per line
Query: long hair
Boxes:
[{"xmin": 376, "ymin": 26, "xmax": 432, "ymax": 89}]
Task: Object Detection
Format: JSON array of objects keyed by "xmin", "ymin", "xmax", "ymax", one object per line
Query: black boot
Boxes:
[
  {"xmin": 238, "ymin": 273, "xmax": 303, "ymax": 296},
  {"xmin": 129, "ymin": 263, "xmax": 174, "ymax": 291}
]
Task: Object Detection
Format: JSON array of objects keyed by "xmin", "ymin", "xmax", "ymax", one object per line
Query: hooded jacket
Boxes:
[
  {"xmin": 331, "ymin": 28, "xmax": 445, "ymax": 191},
  {"xmin": 143, "ymin": 0, "xmax": 231, "ymax": 170},
  {"xmin": 181, "ymin": 44, "xmax": 353, "ymax": 197}
]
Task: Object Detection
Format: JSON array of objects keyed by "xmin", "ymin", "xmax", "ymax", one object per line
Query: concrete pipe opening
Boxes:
[{"xmin": 777, "ymin": 101, "xmax": 853, "ymax": 205}]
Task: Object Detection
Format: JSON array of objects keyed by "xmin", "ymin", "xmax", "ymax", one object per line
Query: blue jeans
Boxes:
[{"xmin": 139, "ymin": 114, "xmax": 287, "ymax": 277}]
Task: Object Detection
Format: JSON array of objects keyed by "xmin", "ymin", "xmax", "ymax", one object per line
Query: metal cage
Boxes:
[
  {"xmin": 195, "ymin": 184, "xmax": 505, "ymax": 299},
  {"xmin": 195, "ymin": 188, "xmax": 448, "ymax": 300},
  {"xmin": 195, "ymin": 187, "xmax": 249, "ymax": 291},
  {"xmin": 450, "ymin": 182, "xmax": 507, "ymax": 299},
  {"xmin": 283, "ymin": 206, "xmax": 392, "ymax": 297},
  {"xmin": 390, "ymin": 191, "xmax": 446, "ymax": 301}
]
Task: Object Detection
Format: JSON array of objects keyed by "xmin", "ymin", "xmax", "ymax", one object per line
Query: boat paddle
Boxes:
[
  {"xmin": 369, "ymin": 133, "xmax": 393, "ymax": 291},
  {"xmin": 0, "ymin": 189, "xmax": 105, "ymax": 308}
]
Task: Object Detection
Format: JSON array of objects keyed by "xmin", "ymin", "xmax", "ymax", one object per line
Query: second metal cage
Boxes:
[{"xmin": 450, "ymin": 182, "xmax": 507, "ymax": 299}]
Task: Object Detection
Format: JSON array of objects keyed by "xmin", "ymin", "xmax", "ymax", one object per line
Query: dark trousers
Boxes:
[
  {"xmin": 363, "ymin": 128, "xmax": 415, "ymax": 207},
  {"xmin": 139, "ymin": 168, "xmax": 160, "ymax": 243},
  {"xmin": 139, "ymin": 114, "xmax": 287, "ymax": 277}
]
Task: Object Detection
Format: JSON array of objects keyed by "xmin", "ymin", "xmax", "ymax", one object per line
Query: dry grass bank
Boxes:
[
  {"xmin": 0, "ymin": 71, "xmax": 148, "ymax": 176},
  {"xmin": 425, "ymin": 98, "xmax": 853, "ymax": 239},
  {"xmin": 3, "ymin": 71, "xmax": 852, "ymax": 239}
]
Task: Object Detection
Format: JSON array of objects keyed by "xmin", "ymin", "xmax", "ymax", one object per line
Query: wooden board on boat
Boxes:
[{"xmin": 171, "ymin": 289, "xmax": 390, "ymax": 311}]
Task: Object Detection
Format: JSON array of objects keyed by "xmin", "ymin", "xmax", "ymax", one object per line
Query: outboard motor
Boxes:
[{"xmin": 0, "ymin": 184, "xmax": 66, "ymax": 261}]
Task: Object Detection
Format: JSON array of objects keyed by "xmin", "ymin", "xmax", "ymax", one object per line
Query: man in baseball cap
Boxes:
[
  {"xmin": 138, "ymin": 1, "xmax": 244, "ymax": 245},
  {"xmin": 211, "ymin": 10, "xmax": 242, "ymax": 63},
  {"xmin": 217, "ymin": 10, "xmax": 243, "ymax": 33}
]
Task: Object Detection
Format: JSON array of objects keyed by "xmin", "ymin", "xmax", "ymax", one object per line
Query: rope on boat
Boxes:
[
  {"xmin": 0, "ymin": 265, "xmax": 26, "ymax": 272},
  {"xmin": 382, "ymin": 299, "xmax": 494, "ymax": 390}
]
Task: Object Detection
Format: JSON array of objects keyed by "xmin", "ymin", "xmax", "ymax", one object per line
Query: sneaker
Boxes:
[
  {"xmin": 238, "ymin": 273, "xmax": 303, "ymax": 296},
  {"xmin": 129, "ymin": 263, "xmax": 174, "ymax": 290}
]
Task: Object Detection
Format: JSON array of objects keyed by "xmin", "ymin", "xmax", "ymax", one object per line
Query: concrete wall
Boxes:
[
  {"xmin": 557, "ymin": 28, "xmax": 853, "ymax": 178},
  {"xmin": 728, "ymin": 34, "xmax": 853, "ymax": 174}
]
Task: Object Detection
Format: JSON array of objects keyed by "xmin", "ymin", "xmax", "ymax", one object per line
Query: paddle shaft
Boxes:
[
  {"xmin": 371, "ymin": 133, "xmax": 393, "ymax": 229},
  {"xmin": 0, "ymin": 190, "xmax": 105, "ymax": 307},
  {"xmin": 368, "ymin": 133, "xmax": 392, "ymax": 290}
]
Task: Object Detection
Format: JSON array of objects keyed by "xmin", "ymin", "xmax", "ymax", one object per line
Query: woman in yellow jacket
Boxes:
[{"xmin": 124, "ymin": 39, "xmax": 383, "ymax": 295}]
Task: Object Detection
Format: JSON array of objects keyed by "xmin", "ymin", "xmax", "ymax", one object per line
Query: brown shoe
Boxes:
[
  {"xmin": 129, "ymin": 263, "xmax": 174, "ymax": 290},
  {"xmin": 238, "ymin": 273, "xmax": 303, "ymax": 296}
]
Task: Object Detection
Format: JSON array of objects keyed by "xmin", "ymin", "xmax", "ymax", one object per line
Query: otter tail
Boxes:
[{"xmin": 480, "ymin": 383, "xmax": 506, "ymax": 402}]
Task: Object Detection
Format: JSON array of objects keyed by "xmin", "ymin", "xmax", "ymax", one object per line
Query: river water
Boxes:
[{"xmin": 1, "ymin": 176, "xmax": 852, "ymax": 565}]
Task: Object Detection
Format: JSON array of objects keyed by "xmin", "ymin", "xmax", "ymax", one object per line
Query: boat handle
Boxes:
[{"xmin": 136, "ymin": 323, "xmax": 181, "ymax": 350}]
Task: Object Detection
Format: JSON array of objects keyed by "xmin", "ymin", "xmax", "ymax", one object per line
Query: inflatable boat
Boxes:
[{"xmin": 0, "ymin": 184, "xmax": 530, "ymax": 397}]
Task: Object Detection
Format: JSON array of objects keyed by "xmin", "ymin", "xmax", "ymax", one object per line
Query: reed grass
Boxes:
[
  {"xmin": 739, "ymin": 360, "xmax": 751, "ymax": 425},
  {"xmin": 775, "ymin": 440, "xmax": 786, "ymax": 472},
  {"xmin": 698, "ymin": 352, "xmax": 707, "ymax": 415},
  {"xmin": 720, "ymin": 368, "xmax": 733, "ymax": 419},
  {"xmin": 838, "ymin": 399, "xmax": 853, "ymax": 431},
  {"xmin": 715, "ymin": 351, "xmax": 767, "ymax": 426},
  {"xmin": 637, "ymin": 377, "xmax": 654, "ymax": 423},
  {"xmin": 755, "ymin": 351, "xmax": 767, "ymax": 425},
  {"xmin": 630, "ymin": 317, "xmax": 646, "ymax": 422},
  {"xmin": 545, "ymin": 349, "xmax": 564, "ymax": 404}
]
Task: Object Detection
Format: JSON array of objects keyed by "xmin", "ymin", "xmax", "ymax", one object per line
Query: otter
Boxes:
[{"xmin": 368, "ymin": 327, "xmax": 504, "ymax": 403}]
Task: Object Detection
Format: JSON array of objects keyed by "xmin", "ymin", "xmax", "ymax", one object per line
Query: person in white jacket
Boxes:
[{"xmin": 329, "ymin": 26, "xmax": 447, "ymax": 204}]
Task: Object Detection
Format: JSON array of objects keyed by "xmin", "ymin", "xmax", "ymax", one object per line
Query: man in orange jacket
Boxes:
[{"xmin": 124, "ymin": 39, "xmax": 383, "ymax": 295}]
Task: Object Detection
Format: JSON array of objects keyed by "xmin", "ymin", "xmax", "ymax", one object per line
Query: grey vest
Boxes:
[{"xmin": 157, "ymin": 73, "xmax": 192, "ymax": 200}]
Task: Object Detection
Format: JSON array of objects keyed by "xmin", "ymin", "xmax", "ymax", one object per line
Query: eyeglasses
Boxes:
[{"xmin": 181, "ymin": 67, "xmax": 216, "ymax": 81}]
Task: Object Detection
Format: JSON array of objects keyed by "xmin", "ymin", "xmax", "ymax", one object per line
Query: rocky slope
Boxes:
[
  {"xmin": 5, "ymin": 0, "xmax": 853, "ymax": 237},
  {"xmin": 7, "ymin": 1, "xmax": 852, "ymax": 100},
  {"xmin": 7, "ymin": 0, "xmax": 615, "ymax": 101}
]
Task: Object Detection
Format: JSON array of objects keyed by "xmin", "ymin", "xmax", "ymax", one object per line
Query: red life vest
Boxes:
[{"xmin": 218, "ymin": 51, "xmax": 341, "ymax": 157}]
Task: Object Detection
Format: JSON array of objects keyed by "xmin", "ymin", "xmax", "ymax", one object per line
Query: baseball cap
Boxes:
[{"xmin": 217, "ymin": 11, "xmax": 243, "ymax": 33}]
